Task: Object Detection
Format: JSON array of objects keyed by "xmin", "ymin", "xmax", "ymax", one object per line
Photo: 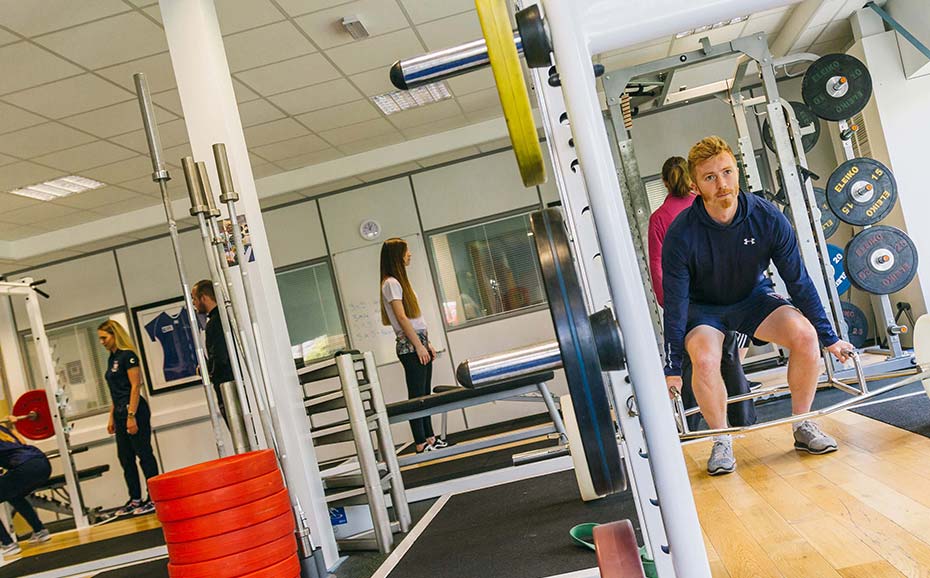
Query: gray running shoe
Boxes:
[
  {"xmin": 707, "ymin": 439, "xmax": 736, "ymax": 476},
  {"xmin": 794, "ymin": 420, "xmax": 838, "ymax": 454},
  {"xmin": 1, "ymin": 542, "xmax": 21, "ymax": 557},
  {"xmin": 27, "ymin": 529, "xmax": 51, "ymax": 544}
]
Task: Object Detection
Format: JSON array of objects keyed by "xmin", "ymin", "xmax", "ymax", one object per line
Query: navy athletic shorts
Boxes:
[{"xmin": 686, "ymin": 284, "xmax": 793, "ymax": 346}]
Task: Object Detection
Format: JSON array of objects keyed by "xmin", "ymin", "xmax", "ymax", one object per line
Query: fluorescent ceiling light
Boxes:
[
  {"xmin": 342, "ymin": 15, "xmax": 369, "ymax": 40},
  {"xmin": 370, "ymin": 82, "xmax": 452, "ymax": 115},
  {"xmin": 10, "ymin": 175, "xmax": 105, "ymax": 201},
  {"xmin": 674, "ymin": 15, "xmax": 748, "ymax": 38}
]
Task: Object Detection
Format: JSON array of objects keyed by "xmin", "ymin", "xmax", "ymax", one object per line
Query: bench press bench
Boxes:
[
  {"xmin": 24, "ymin": 463, "xmax": 110, "ymax": 523},
  {"xmin": 385, "ymin": 371, "xmax": 566, "ymax": 467}
]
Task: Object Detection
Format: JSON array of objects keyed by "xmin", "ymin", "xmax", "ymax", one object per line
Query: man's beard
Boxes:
[{"xmin": 716, "ymin": 188, "xmax": 736, "ymax": 209}]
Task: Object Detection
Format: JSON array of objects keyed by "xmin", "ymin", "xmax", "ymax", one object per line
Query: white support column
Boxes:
[
  {"xmin": 0, "ymin": 295, "xmax": 29, "ymax": 402},
  {"xmin": 158, "ymin": 0, "xmax": 337, "ymax": 564}
]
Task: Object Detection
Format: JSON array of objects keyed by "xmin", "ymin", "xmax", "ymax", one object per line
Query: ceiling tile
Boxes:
[
  {"xmin": 91, "ymin": 195, "xmax": 161, "ymax": 216},
  {"xmin": 740, "ymin": 11, "xmax": 789, "ymax": 37},
  {"xmin": 463, "ymin": 106, "xmax": 504, "ymax": 124},
  {"xmin": 244, "ymin": 118, "xmax": 309, "ymax": 147},
  {"xmin": 162, "ymin": 143, "xmax": 193, "ymax": 170},
  {"xmin": 0, "ymin": 225, "xmax": 47, "ymax": 242},
  {"xmin": 250, "ymin": 163, "xmax": 283, "ymax": 179},
  {"xmin": 0, "ymin": 42, "xmax": 83, "ymax": 95},
  {"xmin": 111, "ymin": 118, "xmax": 189, "ymax": 153},
  {"xmin": 3, "ymin": 202, "xmax": 77, "ymax": 225},
  {"xmin": 337, "ymin": 131, "xmax": 404, "ymax": 154},
  {"xmin": 600, "ymin": 42, "xmax": 671, "ymax": 71},
  {"xmin": 0, "ymin": 123, "xmax": 96, "ymax": 158},
  {"xmin": 268, "ymin": 78, "xmax": 364, "ymax": 116},
  {"xmin": 295, "ymin": 100, "xmax": 381, "ymax": 132},
  {"xmin": 401, "ymin": 114, "xmax": 469, "ymax": 139},
  {"xmin": 0, "ymin": 0, "xmax": 130, "ymax": 36},
  {"xmin": 250, "ymin": 134, "xmax": 331, "ymax": 162},
  {"xmin": 0, "ymin": 102, "xmax": 46, "ymax": 135},
  {"xmin": 0, "ymin": 28, "xmax": 18, "ymax": 45},
  {"xmin": 0, "ymin": 153, "xmax": 17, "ymax": 167},
  {"xmin": 34, "ymin": 140, "xmax": 138, "ymax": 173},
  {"xmin": 445, "ymin": 68, "xmax": 495, "ymax": 97},
  {"xmin": 235, "ymin": 53, "xmax": 341, "ymax": 96},
  {"xmin": 416, "ymin": 11, "xmax": 481, "ymax": 51},
  {"xmin": 320, "ymin": 118, "xmax": 398, "ymax": 145},
  {"xmin": 116, "ymin": 176, "xmax": 162, "ymax": 197},
  {"xmin": 36, "ymin": 210, "xmax": 106, "ymax": 231},
  {"xmin": 61, "ymin": 99, "xmax": 176, "ymax": 138},
  {"xmin": 326, "ymin": 29, "xmax": 423, "ymax": 75},
  {"xmin": 476, "ymin": 137, "xmax": 512, "ymax": 153},
  {"xmin": 0, "ymin": 192, "xmax": 41, "ymax": 213},
  {"xmin": 400, "ymin": 0, "xmax": 473, "ymax": 24},
  {"xmin": 35, "ymin": 12, "xmax": 168, "ymax": 70},
  {"xmin": 295, "ymin": 0, "xmax": 409, "ymax": 50},
  {"xmin": 97, "ymin": 51, "xmax": 177, "ymax": 94},
  {"xmin": 276, "ymin": 0, "xmax": 354, "ymax": 18},
  {"xmin": 791, "ymin": 24, "xmax": 827, "ymax": 51},
  {"xmin": 455, "ymin": 87, "xmax": 500, "ymax": 113},
  {"xmin": 809, "ymin": 38, "xmax": 850, "ymax": 56},
  {"xmin": 232, "ymin": 78, "xmax": 261, "ymax": 103},
  {"xmin": 810, "ymin": 0, "xmax": 847, "ymax": 27},
  {"xmin": 274, "ymin": 147, "xmax": 345, "ymax": 171},
  {"xmin": 238, "ymin": 99, "xmax": 286, "ymax": 127},
  {"xmin": 416, "ymin": 147, "xmax": 480, "ymax": 168},
  {"xmin": 387, "ymin": 99, "xmax": 462, "ymax": 129},
  {"xmin": 3, "ymin": 74, "xmax": 133, "ymax": 119},
  {"xmin": 142, "ymin": 4, "xmax": 162, "ymax": 23},
  {"xmin": 69, "ymin": 235, "xmax": 139, "ymax": 253},
  {"xmin": 815, "ymin": 20, "xmax": 851, "ymax": 45},
  {"xmin": 348, "ymin": 67, "xmax": 397, "ymax": 96},
  {"xmin": 15, "ymin": 249, "xmax": 83, "ymax": 266},
  {"xmin": 151, "ymin": 89, "xmax": 184, "ymax": 116},
  {"xmin": 224, "ymin": 21, "xmax": 317, "ymax": 73},
  {"xmin": 83, "ymin": 156, "xmax": 157, "ymax": 185},
  {"xmin": 50, "ymin": 185, "xmax": 141, "ymax": 210},
  {"xmin": 216, "ymin": 0, "xmax": 285, "ymax": 35}
]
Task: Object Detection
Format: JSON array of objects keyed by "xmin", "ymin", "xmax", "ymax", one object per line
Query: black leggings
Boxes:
[
  {"xmin": 114, "ymin": 398, "xmax": 160, "ymax": 501},
  {"xmin": 398, "ymin": 353, "xmax": 435, "ymax": 444},
  {"xmin": 0, "ymin": 456, "xmax": 50, "ymax": 545}
]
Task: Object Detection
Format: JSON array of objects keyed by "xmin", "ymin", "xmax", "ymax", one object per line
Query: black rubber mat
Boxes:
[
  {"xmin": 0, "ymin": 528, "xmax": 165, "ymax": 578},
  {"xmin": 851, "ymin": 387, "xmax": 930, "ymax": 437},
  {"xmin": 387, "ymin": 469, "xmax": 640, "ymax": 578},
  {"xmin": 94, "ymin": 557, "xmax": 168, "ymax": 577},
  {"xmin": 402, "ymin": 438, "xmax": 559, "ymax": 488}
]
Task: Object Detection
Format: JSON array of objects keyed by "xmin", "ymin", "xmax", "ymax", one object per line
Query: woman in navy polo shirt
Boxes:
[
  {"xmin": 0, "ymin": 421, "xmax": 52, "ymax": 557},
  {"xmin": 98, "ymin": 320, "xmax": 159, "ymax": 517}
]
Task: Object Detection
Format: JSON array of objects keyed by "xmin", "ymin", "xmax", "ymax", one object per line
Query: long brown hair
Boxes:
[
  {"xmin": 97, "ymin": 319, "xmax": 137, "ymax": 354},
  {"xmin": 661, "ymin": 156, "xmax": 693, "ymax": 199},
  {"xmin": 380, "ymin": 238, "xmax": 420, "ymax": 325}
]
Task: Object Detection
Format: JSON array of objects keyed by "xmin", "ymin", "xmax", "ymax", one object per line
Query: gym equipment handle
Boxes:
[
  {"xmin": 133, "ymin": 73, "xmax": 169, "ymax": 181},
  {"xmin": 391, "ymin": 31, "xmax": 522, "ymax": 90}
]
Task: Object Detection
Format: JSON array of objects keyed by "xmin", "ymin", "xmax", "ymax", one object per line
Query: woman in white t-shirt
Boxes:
[{"xmin": 380, "ymin": 238, "xmax": 447, "ymax": 453}]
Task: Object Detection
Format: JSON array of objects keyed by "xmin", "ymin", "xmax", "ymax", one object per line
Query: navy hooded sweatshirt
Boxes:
[{"xmin": 661, "ymin": 192, "xmax": 839, "ymax": 376}]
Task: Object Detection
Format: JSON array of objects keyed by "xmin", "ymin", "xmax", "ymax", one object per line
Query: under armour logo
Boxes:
[{"xmin": 744, "ymin": 238, "xmax": 756, "ymax": 245}]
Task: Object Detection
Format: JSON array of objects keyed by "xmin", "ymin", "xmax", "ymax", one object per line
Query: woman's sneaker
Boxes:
[
  {"xmin": 416, "ymin": 443, "xmax": 436, "ymax": 454},
  {"xmin": 1, "ymin": 542, "xmax": 21, "ymax": 557},
  {"xmin": 27, "ymin": 529, "xmax": 51, "ymax": 544},
  {"xmin": 431, "ymin": 438, "xmax": 449, "ymax": 449},
  {"xmin": 133, "ymin": 500, "xmax": 156, "ymax": 516},
  {"xmin": 115, "ymin": 499, "xmax": 142, "ymax": 516}
]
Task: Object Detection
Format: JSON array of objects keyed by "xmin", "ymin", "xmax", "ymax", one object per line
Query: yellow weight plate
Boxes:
[{"xmin": 475, "ymin": 0, "xmax": 545, "ymax": 187}]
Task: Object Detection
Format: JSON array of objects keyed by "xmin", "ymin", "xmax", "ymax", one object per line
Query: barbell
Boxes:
[{"xmin": 2, "ymin": 390, "xmax": 55, "ymax": 440}]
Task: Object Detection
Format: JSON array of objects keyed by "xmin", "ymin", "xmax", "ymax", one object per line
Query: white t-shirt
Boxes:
[{"xmin": 381, "ymin": 277, "xmax": 428, "ymax": 337}]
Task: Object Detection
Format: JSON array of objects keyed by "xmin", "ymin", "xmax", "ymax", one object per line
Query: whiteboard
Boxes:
[{"xmin": 333, "ymin": 234, "xmax": 445, "ymax": 366}]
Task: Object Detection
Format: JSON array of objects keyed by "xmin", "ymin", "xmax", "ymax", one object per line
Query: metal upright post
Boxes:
[{"xmin": 133, "ymin": 73, "xmax": 227, "ymax": 457}]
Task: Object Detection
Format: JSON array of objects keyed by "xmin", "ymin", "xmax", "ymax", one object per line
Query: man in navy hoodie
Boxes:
[{"xmin": 662, "ymin": 136, "xmax": 853, "ymax": 475}]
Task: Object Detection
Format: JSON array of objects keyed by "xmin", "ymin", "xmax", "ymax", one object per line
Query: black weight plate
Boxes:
[
  {"xmin": 845, "ymin": 225, "xmax": 918, "ymax": 295},
  {"xmin": 531, "ymin": 208, "xmax": 625, "ymax": 496},
  {"xmin": 841, "ymin": 301, "xmax": 869, "ymax": 349},
  {"xmin": 802, "ymin": 53, "xmax": 872, "ymax": 121},
  {"xmin": 826, "ymin": 157, "xmax": 897, "ymax": 226},
  {"xmin": 763, "ymin": 101, "xmax": 822, "ymax": 154},
  {"xmin": 781, "ymin": 187, "xmax": 839, "ymax": 239}
]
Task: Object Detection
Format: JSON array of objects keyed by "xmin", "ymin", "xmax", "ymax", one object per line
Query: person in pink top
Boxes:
[
  {"xmin": 648, "ymin": 156, "xmax": 694, "ymax": 307},
  {"xmin": 648, "ymin": 156, "xmax": 757, "ymax": 433}
]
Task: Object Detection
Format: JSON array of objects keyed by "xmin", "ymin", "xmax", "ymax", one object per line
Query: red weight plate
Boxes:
[
  {"xmin": 12, "ymin": 390, "xmax": 54, "ymax": 441},
  {"xmin": 156, "ymin": 469, "xmax": 284, "ymax": 523},
  {"xmin": 168, "ymin": 533, "xmax": 296, "ymax": 578},
  {"xmin": 593, "ymin": 520, "xmax": 645, "ymax": 578},
  {"xmin": 150, "ymin": 450, "xmax": 277, "ymax": 502},
  {"xmin": 162, "ymin": 489, "xmax": 290, "ymax": 544},
  {"xmin": 167, "ymin": 511, "xmax": 294, "ymax": 565},
  {"xmin": 237, "ymin": 553, "xmax": 300, "ymax": 578}
]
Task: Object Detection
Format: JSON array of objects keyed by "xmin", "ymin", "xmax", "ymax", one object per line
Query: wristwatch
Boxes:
[{"xmin": 127, "ymin": 409, "xmax": 136, "ymax": 418}]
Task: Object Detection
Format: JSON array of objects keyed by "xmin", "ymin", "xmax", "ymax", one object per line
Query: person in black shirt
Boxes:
[
  {"xmin": 191, "ymin": 280, "xmax": 233, "ymax": 424},
  {"xmin": 98, "ymin": 320, "xmax": 159, "ymax": 516},
  {"xmin": 0, "ymin": 422, "xmax": 52, "ymax": 557}
]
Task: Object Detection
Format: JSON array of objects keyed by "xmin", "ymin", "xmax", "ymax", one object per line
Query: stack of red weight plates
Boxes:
[{"xmin": 148, "ymin": 450, "xmax": 299, "ymax": 578}]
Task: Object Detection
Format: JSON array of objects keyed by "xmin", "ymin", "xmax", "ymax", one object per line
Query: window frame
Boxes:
[
  {"xmin": 424, "ymin": 205, "xmax": 550, "ymax": 332},
  {"xmin": 273, "ymin": 255, "xmax": 350, "ymax": 355}
]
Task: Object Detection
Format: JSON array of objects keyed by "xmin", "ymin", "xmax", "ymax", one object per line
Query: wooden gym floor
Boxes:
[{"xmin": 7, "ymin": 514, "xmax": 161, "ymax": 561}]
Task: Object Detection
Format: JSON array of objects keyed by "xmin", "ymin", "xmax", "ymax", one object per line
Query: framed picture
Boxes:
[{"xmin": 131, "ymin": 297, "xmax": 203, "ymax": 395}]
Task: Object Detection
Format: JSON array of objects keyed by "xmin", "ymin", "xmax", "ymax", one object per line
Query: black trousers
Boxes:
[
  {"xmin": 0, "ymin": 456, "xmax": 50, "ymax": 544},
  {"xmin": 681, "ymin": 332, "xmax": 757, "ymax": 431},
  {"xmin": 114, "ymin": 398, "xmax": 160, "ymax": 501},
  {"xmin": 398, "ymin": 353, "xmax": 435, "ymax": 444}
]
